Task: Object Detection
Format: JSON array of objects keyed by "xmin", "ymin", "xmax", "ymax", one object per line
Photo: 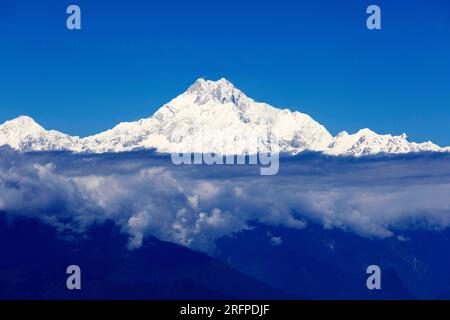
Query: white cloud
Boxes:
[
  {"xmin": 1, "ymin": 149, "xmax": 450, "ymax": 252},
  {"xmin": 270, "ymin": 236, "xmax": 283, "ymax": 246}
]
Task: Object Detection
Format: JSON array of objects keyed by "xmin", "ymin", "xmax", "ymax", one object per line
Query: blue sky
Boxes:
[{"xmin": 0, "ymin": 0, "xmax": 449, "ymax": 145}]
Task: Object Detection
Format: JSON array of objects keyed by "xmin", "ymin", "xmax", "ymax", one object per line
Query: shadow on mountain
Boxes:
[
  {"xmin": 215, "ymin": 223, "xmax": 450, "ymax": 299},
  {"xmin": 0, "ymin": 215, "xmax": 285, "ymax": 300}
]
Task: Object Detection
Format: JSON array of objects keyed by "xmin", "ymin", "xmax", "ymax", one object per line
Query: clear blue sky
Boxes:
[{"xmin": 0, "ymin": 0, "xmax": 449, "ymax": 145}]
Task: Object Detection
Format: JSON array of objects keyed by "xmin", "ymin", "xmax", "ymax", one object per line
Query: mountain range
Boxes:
[
  {"xmin": 0, "ymin": 78, "xmax": 448, "ymax": 156},
  {"xmin": 4, "ymin": 213, "xmax": 450, "ymax": 299}
]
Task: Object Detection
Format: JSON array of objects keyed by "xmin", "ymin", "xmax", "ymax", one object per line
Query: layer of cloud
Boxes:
[{"xmin": 1, "ymin": 147, "xmax": 450, "ymax": 251}]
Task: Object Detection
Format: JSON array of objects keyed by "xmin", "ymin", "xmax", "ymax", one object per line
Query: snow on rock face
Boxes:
[
  {"xmin": 0, "ymin": 79, "xmax": 447, "ymax": 156},
  {"xmin": 0, "ymin": 116, "xmax": 79, "ymax": 151},
  {"xmin": 145, "ymin": 78, "xmax": 334, "ymax": 154},
  {"xmin": 326, "ymin": 129, "xmax": 441, "ymax": 156}
]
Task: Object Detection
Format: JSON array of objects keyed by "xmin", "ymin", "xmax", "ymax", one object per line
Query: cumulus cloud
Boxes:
[{"xmin": 1, "ymin": 147, "xmax": 450, "ymax": 252}]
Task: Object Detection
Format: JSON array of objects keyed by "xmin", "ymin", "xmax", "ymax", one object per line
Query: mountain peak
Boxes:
[
  {"xmin": 2, "ymin": 115, "xmax": 42, "ymax": 129},
  {"xmin": 188, "ymin": 77, "xmax": 234, "ymax": 91},
  {"xmin": 11, "ymin": 115, "xmax": 35, "ymax": 123},
  {"xmin": 185, "ymin": 78, "xmax": 250, "ymax": 106},
  {"xmin": 0, "ymin": 115, "xmax": 78, "ymax": 152},
  {"xmin": 356, "ymin": 128, "xmax": 376, "ymax": 136}
]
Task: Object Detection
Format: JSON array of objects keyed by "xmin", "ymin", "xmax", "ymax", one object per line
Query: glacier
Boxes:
[{"xmin": 0, "ymin": 78, "xmax": 446, "ymax": 156}]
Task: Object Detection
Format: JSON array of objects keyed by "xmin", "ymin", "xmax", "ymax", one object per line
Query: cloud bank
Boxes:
[{"xmin": 1, "ymin": 146, "xmax": 450, "ymax": 251}]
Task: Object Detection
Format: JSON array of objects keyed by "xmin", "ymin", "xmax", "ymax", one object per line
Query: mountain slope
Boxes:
[
  {"xmin": 0, "ymin": 78, "xmax": 447, "ymax": 156},
  {"xmin": 0, "ymin": 216, "xmax": 286, "ymax": 299},
  {"xmin": 0, "ymin": 116, "xmax": 78, "ymax": 151},
  {"xmin": 216, "ymin": 223, "xmax": 450, "ymax": 299}
]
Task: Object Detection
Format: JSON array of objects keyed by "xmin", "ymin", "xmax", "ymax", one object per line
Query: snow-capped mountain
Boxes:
[
  {"xmin": 0, "ymin": 115, "xmax": 77, "ymax": 151},
  {"xmin": 327, "ymin": 129, "xmax": 441, "ymax": 156},
  {"xmin": 0, "ymin": 78, "xmax": 446, "ymax": 156}
]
